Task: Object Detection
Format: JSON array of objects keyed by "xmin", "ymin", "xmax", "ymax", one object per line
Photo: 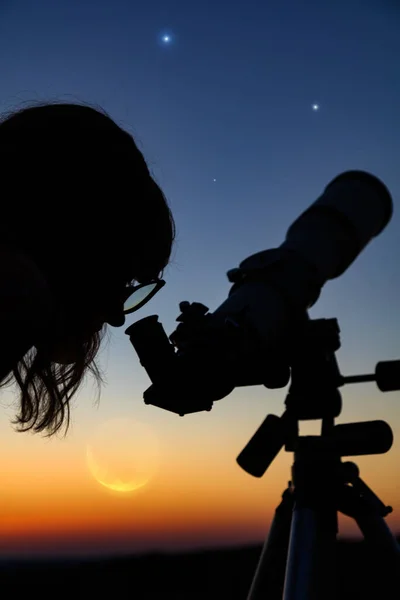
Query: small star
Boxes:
[
  {"xmin": 213, "ymin": 178, "xmax": 217, "ymax": 182},
  {"xmin": 162, "ymin": 35, "xmax": 171, "ymax": 43},
  {"xmin": 312, "ymin": 104, "xmax": 320, "ymax": 111}
]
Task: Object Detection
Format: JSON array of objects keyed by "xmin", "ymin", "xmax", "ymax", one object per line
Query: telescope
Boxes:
[
  {"xmin": 125, "ymin": 170, "xmax": 400, "ymax": 600},
  {"xmin": 125, "ymin": 170, "xmax": 397, "ymax": 416}
]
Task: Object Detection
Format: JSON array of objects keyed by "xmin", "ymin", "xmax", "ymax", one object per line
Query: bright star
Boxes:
[
  {"xmin": 312, "ymin": 104, "xmax": 320, "ymax": 111},
  {"xmin": 162, "ymin": 35, "xmax": 171, "ymax": 43}
]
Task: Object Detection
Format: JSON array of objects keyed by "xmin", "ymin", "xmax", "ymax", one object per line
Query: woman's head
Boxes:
[{"xmin": 0, "ymin": 100, "xmax": 175, "ymax": 435}]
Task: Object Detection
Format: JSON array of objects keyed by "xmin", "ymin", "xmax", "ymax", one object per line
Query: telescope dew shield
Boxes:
[{"xmin": 282, "ymin": 170, "xmax": 393, "ymax": 282}]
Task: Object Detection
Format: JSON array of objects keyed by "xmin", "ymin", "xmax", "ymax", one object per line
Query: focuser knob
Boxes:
[{"xmin": 176, "ymin": 301, "xmax": 210, "ymax": 323}]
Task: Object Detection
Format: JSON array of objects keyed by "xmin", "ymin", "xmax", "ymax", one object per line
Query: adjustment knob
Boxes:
[{"xmin": 376, "ymin": 360, "xmax": 400, "ymax": 392}]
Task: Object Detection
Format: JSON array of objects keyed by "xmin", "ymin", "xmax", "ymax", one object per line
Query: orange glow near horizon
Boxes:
[{"xmin": 0, "ymin": 387, "xmax": 399, "ymax": 558}]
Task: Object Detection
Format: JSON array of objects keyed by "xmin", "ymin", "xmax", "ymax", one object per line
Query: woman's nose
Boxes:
[{"xmin": 104, "ymin": 308, "xmax": 126, "ymax": 327}]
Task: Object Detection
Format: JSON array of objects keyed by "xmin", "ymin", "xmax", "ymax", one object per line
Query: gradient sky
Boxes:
[{"xmin": 0, "ymin": 0, "xmax": 399, "ymax": 558}]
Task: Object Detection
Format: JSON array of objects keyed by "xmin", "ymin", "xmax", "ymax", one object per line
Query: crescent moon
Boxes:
[
  {"xmin": 85, "ymin": 418, "xmax": 159, "ymax": 493},
  {"xmin": 86, "ymin": 444, "xmax": 149, "ymax": 492}
]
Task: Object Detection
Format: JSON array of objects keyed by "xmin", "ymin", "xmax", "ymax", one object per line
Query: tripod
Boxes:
[{"xmin": 237, "ymin": 317, "xmax": 400, "ymax": 600}]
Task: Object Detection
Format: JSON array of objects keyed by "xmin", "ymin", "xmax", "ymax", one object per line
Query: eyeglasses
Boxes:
[{"xmin": 123, "ymin": 279, "xmax": 166, "ymax": 315}]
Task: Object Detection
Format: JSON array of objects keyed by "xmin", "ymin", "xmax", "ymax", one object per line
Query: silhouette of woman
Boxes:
[{"xmin": 0, "ymin": 101, "xmax": 175, "ymax": 435}]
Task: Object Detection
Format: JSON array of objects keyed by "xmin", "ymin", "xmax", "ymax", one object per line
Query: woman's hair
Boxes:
[{"xmin": 0, "ymin": 100, "xmax": 175, "ymax": 436}]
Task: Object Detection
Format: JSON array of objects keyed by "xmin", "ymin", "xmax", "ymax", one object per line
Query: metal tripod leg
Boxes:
[
  {"xmin": 338, "ymin": 478, "xmax": 400, "ymax": 594},
  {"xmin": 281, "ymin": 447, "xmax": 339, "ymax": 600},
  {"xmin": 355, "ymin": 509, "xmax": 400, "ymax": 596},
  {"xmin": 282, "ymin": 502, "xmax": 337, "ymax": 600},
  {"xmin": 350, "ymin": 476, "xmax": 400, "ymax": 557},
  {"xmin": 246, "ymin": 487, "xmax": 294, "ymax": 600}
]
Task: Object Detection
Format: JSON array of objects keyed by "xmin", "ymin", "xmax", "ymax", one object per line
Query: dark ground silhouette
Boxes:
[{"xmin": 0, "ymin": 538, "xmax": 398, "ymax": 599}]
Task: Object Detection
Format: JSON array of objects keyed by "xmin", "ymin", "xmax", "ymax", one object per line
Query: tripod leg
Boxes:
[
  {"xmin": 356, "ymin": 509, "xmax": 400, "ymax": 562},
  {"xmin": 282, "ymin": 448, "xmax": 340, "ymax": 600},
  {"xmin": 357, "ymin": 511, "xmax": 400, "ymax": 596},
  {"xmin": 282, "ymin": 503, "xmax": 337, "ymax": 600},
  {"xmin": 339, "ymin": 479, "xmax": 400, "ymax": 593},
  {"xmin": 246, "ymin": 487, "xmax": 294, "ymax": 600}
]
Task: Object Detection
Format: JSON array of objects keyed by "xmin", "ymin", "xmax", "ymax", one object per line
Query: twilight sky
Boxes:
[{"xmin": 0, "ymin": 0, "xmax": 399, "ymax": 558}]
